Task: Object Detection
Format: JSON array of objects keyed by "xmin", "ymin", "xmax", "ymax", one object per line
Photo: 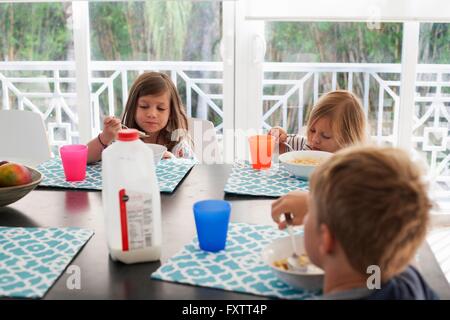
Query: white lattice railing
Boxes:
[
  {"xmin": 261, "ymin": 62, "xmax": 449, "ymax": 200},
  {"xmin": 89, "ymin": 61, "xmax": 224, "ymax": 137},
  {"xmin": 262, "ymin": 63, "xmax": 403, "ymax": 146},
  {"xmin": 0, "ymin": 61, "xmax": 449, "ymax": 199},
  {"xmin": 0, "ymin": 61, "xmax": 224, "ymax": 149}
]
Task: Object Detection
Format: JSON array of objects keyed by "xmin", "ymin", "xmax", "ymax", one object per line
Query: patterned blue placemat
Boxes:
[
  {"xmin": 224, "ymin": 161, "xmax": 309, "ymax": 197},
  {"xmin": 151, "ymin": 223, "xmax": 320, "ymax": 300},
  {"xmin": 37, "ymin": 158, "xmax": 196, "ymax": 193},
  {"xmin": 0, "ymin": 227, "xmax": 93, "ymax": 299}
]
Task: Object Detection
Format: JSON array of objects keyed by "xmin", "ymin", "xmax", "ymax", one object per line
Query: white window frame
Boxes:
[
  {"xmin": 245, "ymin": 0, "xmax": 450, "ymax": 23},
  {"xmin": 240, "ymin": 0, "xmax": 450, "ymax": 151},
  {"xmin": 72, "ymin": 1, "xmax": 92, "ymax": 144},
  {"xmin": 0, "ymin": 0, "xmax": 237, "ymax": 161},
  {"xmin": 241, "ymin": 0, "xmax": 450, "ymax": 215},
  {"xmin": 2, "ymin": 0, "xmax": 449, "ymax": 163}
]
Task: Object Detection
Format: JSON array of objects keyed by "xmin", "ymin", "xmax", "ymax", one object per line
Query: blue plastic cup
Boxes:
[{"xmin": 193, "ymin": 200, "xmax": 231, "ymax": 252}]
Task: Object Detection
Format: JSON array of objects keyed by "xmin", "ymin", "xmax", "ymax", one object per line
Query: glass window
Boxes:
[
  {"xmin": 0, "ymin": 2, "xmax": 75, "ymax": 155},
  {"xmin": 263, "ymin": 21, "xmax": 403, "ymax": 147},
  {"xmin": 89, "ymin": 0, "xmax": 225, "ymax": 137},
  {"xmin": 416, "ymin": 23, "xmax": 450, "ymax": 210},
  {"xmin": 0, "ymin": 1, "xmax": 226, "ymax": 157},
  {"xmin": 0, "ymin": 2, "xmax": 72, "ymax": 61}
]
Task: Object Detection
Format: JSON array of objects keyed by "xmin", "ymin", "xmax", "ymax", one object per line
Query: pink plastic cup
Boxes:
[{"xmin": 60, "ymin": 144, "xmax": 88, "ymax": 182}]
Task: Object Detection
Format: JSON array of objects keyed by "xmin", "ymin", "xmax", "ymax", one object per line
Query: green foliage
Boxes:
[
  {"xmin": 419, "ymin": 23, "xmax": 450, "ymax": 64},
  {"xmin": 264, "ymin": 21, "xmax": 449, "ymax": 133},
  {"xmin": 1, "ymin": 2, "xmax": 449, "ymax": 132},
  {"xmin": 0, "ymin": 3, "xmax": 70, "ymax": 61},
  {"xmin": 89, "ymin": 0, "xmax": 194, "ymax": 61},
  {"xmin": 146, "ymin": 0, "xmax": 192, "ymax": 60},
  {"xmin": 1, "ymin": 4, "xmax": 448, "ymax": 64},
  {"xmin": 266, "ymin": 22, "xmax": 404, "ymax": 63},
  {"xmin": 90, "ymin": 2, "xmax": 134, "ymax": 60}
]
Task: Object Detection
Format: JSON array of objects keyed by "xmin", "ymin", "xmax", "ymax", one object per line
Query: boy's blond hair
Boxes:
[
  {"xmin": 309, "ymin": 146, "xmax": 431, "ymax": 280},
  {"xmin": 307, "ymin": 90, "xmax": 367, "ymax": 147}
]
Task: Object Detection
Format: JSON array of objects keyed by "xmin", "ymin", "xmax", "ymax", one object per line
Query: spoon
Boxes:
[
  {"xmin": 121, "ymin": 124, "xmax": 150, "ymax": 138},
  {"xmin": 284, "ymin": 213, "xmax": 307, "ymax": 272},
  {"xmin": 282, "ymin": 142, "xmax": 294, "ymax": 152}
]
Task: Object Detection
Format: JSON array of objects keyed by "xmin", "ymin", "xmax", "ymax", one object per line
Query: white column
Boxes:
[
  {"xmin": 397, "ymin": 22, "xmax": 420, "ymax": 150},
  {"xmin": 234, "ymin": 0, "xmax": 265, "ymax": 161},
  {"xmin": 72, "ymin": 1, "xmax": 92, "ymax": 144},
  {"xmin": 222, "ymin": 0, "xmax": 236, "ymax": 163},
  {"xmin": 2, "ymin": 79, "xmax": 9, "ymax": 110}
]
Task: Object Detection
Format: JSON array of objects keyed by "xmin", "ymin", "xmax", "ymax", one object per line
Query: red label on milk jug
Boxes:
[{"xmin": 118, "ymin": 188, "xmax": 153, "ymax": 251}]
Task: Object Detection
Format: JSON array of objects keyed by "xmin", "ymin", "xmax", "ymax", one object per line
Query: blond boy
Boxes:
[{"xmin": 272, "ymin": 146, "xmax": 438, "ymax": 299}]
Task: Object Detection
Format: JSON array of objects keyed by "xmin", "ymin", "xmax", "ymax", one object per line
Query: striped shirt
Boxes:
[{"xmin": 286, "ymin": 134, "xmax": 312, "ymax": 151}]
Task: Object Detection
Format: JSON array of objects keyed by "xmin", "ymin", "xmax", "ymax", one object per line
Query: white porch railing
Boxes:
[
  {"xmin": 0, "ymin": 61, "xmax": 224, "ymax": 149},
  {"xmin": 89, "ymin": 61, "xmax": 224, "ymax": 137},
  {"xmin": 0, "ymin": 61, "xmax": 449, "ymax": 199},
  {"xmin": 261, "ymin": 62, "xmax": 449, "ymax": 200},
  {"xmin": 262, "ymin": 62, "xmax": 403, "ymax": 145}
]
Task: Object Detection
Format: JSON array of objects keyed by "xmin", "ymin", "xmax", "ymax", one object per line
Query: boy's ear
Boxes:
[{"xmin": 319, "ymin": 224, "xmax": 335, "ymax": 255}]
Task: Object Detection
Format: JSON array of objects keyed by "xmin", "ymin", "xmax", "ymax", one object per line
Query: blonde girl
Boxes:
[
  {"xmin": 270, "ymin": 90, "xmax": 367, "ymax": 153},
  {"xmin": 87, "ymin": 72, "xmax": 193, "ymax": 163}
]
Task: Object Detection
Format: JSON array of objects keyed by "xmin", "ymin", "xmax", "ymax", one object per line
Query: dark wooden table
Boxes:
[{"xmin": 1, "ymin": 164, "xmax": 449, "ymax": 299}]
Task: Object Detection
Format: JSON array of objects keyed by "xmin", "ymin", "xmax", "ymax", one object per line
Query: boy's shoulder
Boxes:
[{"xmin": 365, "ymin": 265, "xmax": 439, "ymax": 300}]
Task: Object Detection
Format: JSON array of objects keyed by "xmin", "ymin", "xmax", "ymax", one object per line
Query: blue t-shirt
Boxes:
[
  {"xmin": 321, "ymin": 266, "xmax": 439, "ymax": 300},
  {"xmin": 365, "ymin": 265, "xmax": 439, "ymax": 300}
]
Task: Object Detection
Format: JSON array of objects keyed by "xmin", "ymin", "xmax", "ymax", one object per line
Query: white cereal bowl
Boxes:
[
  {"xmin": 261, "ymin": 234, "xmax": 324, "ymax": 291},
  {"xmin": 146, "ymin": 143, "xmax": 167, "ymax": 165},
  {"xmin": 279, "ymin": 150, "xmax": 333, "ymax": 179}
]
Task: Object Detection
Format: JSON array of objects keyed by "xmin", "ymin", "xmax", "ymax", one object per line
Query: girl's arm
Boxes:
[
  {"xmin": 286, "ymin": 134, "xmax": 309, "ymax": 151},
  {"xmin": 87, "ymin": 132, "xmax": 108, "ymax": 163},
  {"xmin": 269, "ymin": 126, "xmax": 286, "ymax": 151},
  {"xmin": 87, "ymin": 116, "xmax": 121, "ymax": 164},
  {"xmin": 162, "ymin": 151, "xmax": 175, "ymax": 159},
  {"xmin": 171, "ymin": 140, "xmax": 196, "ymax": 160}
]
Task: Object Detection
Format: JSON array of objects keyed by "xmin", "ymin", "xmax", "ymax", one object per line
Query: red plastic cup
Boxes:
[
  {"xmin": 248, "ymin": 135, "xmax": 275, "ymax": 170},
  {"xmin": 60, "ymin": 144, "xmax": 88, "ymax": 181}
]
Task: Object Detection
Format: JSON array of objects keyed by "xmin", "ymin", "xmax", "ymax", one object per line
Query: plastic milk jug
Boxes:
[{"xmin": 102, "ymin": 129, "xmax": 162, "ymax": 263}]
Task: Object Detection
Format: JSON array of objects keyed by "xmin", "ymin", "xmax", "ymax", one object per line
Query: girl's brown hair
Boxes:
[
  {"xmin": 122, "ymin": 71, "xmax": 189, "ymax": 151},
  {"xmin": 306, "ymin": 90, "xmax": 367, "ymax": 148}
]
